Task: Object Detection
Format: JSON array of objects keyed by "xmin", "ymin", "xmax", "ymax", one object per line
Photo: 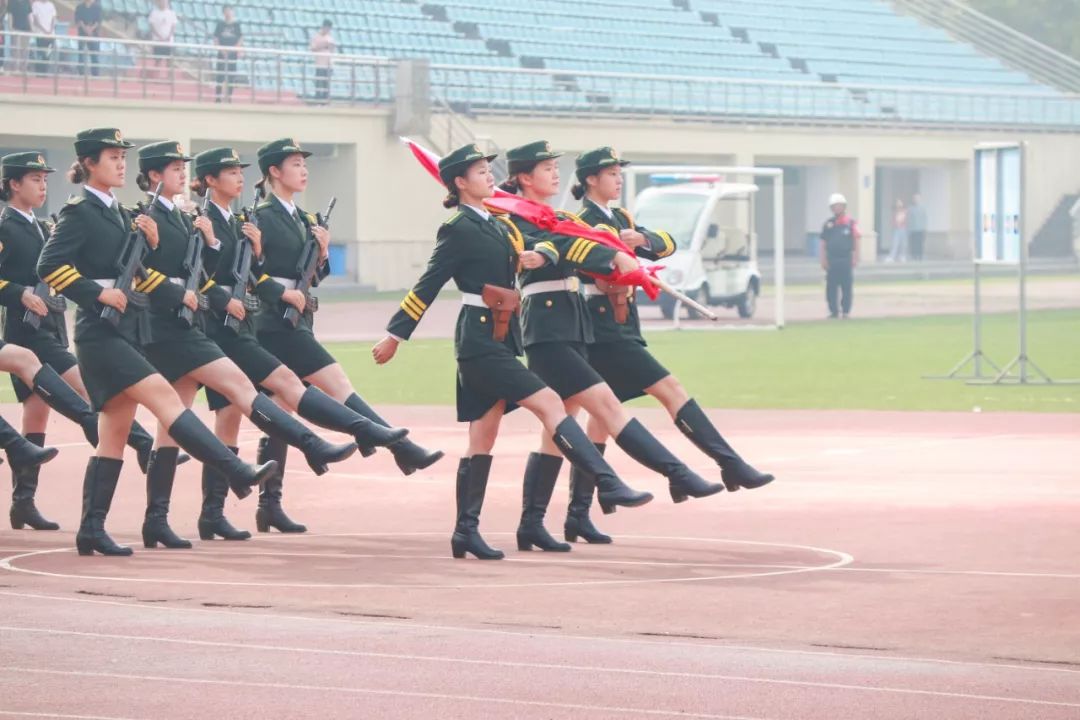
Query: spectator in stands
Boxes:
[
  {"xmin": 908, "ymin": 192, "xmax": 928, "ymax": 261},
  {"xmin": 887, "ymin": 198, "xmax": 908, "ymax": 262},
  {"xmin": 147, "ymin": 0, "xmax": 177, "ymax": 80},
  {"xmin": 0, "ymin": 0, "xmax": 7, "ymax": 70},
  {"xmin": 819, "ymin": 193, "xmax": 860, "ymax": 319},
  {"xmin": 29, "ymin": 0, "xmax": 55, "ymax": 75},
  {"xmin": 75, "ymin": 0, "xmax": 102, "ymax": 77},
  {"xmin": 212, "ymin": 4, "xmax": 242, "ymax": 103},
  {"xmin": 7, "ymin": 0, "xmax": 32, "ymax": 74},
  {"xmin": 309, "ymin": 19, "xmax": 335, "ymax": 103}
]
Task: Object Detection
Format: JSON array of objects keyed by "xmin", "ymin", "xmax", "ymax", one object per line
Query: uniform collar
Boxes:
[
  {"xmin": 155, "ymin": 193, "xmax": 175, "ymax": 211},
  {"xmin": 273, "ymin": 193, "xmax": 297, "ymax": 217},
  {"xmin": 84, "ymin": 184, "xmax": 116, "ymax": 208},
  {"xmin": 8, "ymin": 206, "xmax": 38, "ymax": 226},
  {"xmin": 462, "ymin": 203, "xmax": 490, "ymax": 222},
  {"xmin": 586, "ymin": 197, "xmax": 614, "ymax": 219},
  {"xmin": 212, "ymin": 201, "xmax": 233, "ymax": 222}
]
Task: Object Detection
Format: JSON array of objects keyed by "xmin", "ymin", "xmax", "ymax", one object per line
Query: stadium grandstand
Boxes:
[{"xmin": 2, "ymin": 0, "xmax": 1079, "ymax": 290}]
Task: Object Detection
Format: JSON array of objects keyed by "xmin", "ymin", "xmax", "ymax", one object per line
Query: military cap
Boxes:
[
  {"xmin": 575, "ymin": 146, "xmax": 630, "ymax": 179},
  {"xmin": 438, "ymin": 143, "xmax": 497, "ymax": 187},
  {"xmin": 137, "ymin": 140, "xmax": 193, "ymax": 174},
  {"xmin": 74, "ymin": 128, "xmax": 135, "ymax": 156},
  {"xmin": 194, "ymin": 147, "xmax": 250, "ymax": 178},
  {"xmin": 1, "ymin": 152, "xmax": 55, "ymax": 179},
  {"xmin": 257, "ymin": 138, "xmax": 312, "ymax": 175},
  {"xmin": 505, "ymin": 140, "xmax": 562, "ymax": 167}
]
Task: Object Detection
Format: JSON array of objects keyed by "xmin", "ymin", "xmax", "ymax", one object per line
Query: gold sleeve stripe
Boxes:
[
  {"xmin": 54, "ymin": 271, "xmax": 82, "ymax": 291},
  {"xmin": 256, "ymin": 274, "xmax": 272, "ymax": 285},
  {"xmin": 0, "ymin": 280, "xmax": 8, "ymax": 290},
  {"xmin": 200, "ymin": 279, "xmax": 216, "ymax": 293},
  {"xmin": 402, "ymin": 295, "xmax": 425, "ymax": 318},
  {"xmin": 656, "ymin": 231, "xmax": 675, "ymax": 257},
  {"xmin": 46, "ymin": 267, "xmax": 78, "ymax": 288},
  {"xmin": 536, "ymin": 241, "xmax": 560, "ymax": 262},
  {"xmin": 406, "ymin": 290, "xmax": 428, "ymax": 310},
  {"xmin": 42, "ymin": 264, "xmax": 73, "ymax": 283},
  {"xmin": 399, "ymin": 300, "xmax": 421, "ymax": 322},
  {"xmin": 568, "ymin": 239, "xmax": 596, "ymax": 264},
  {"xmin": 577, "ymin": 243, "xmax": 596, "ymax": 263},
  {"xmin": 567, "ymin": 238, "xmax": 587, "ymax": 262},
  {"xmin": 135, "ymin": 271, "xmax": 167, "ymax": 293}
]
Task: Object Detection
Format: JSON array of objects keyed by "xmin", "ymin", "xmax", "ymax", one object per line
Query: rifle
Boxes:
[
  {"xmin": 177, "ymin": 194, "xmax": 212, "ymax": 328},
  {"xmin": 223, "ymin": 188, "xmax": 263, "ymax": 335},
  {"xmin": 101, "ymin": 182, "xmax": 162, "ymax": 327},
  {"xmin": 23, "ymin": 213, "xmax": 67, "ymax": 332},
  {"xmin": 282, "ymin": 196, "xmax": 335, "ymax": 329}
]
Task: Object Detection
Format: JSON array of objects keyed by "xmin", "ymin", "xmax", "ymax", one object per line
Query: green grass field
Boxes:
[{"xmin": 334, "ymin": 310, "xmax": 1080, "ymax": 413}]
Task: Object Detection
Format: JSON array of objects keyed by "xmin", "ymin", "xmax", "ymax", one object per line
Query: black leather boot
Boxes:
[
  {"xmin": 553, "ymin": 417, "xmax": 652, "ymax": 515},
  {"xmin": 451, "ymin": 455, "xmax": 503, "ymax": 560},
  {"xmin": 615, "ymin": 418, "xmax": 724, "ymax": 503},
  {"xmin": 564, "ymin": 443, "xmax": 612, "ymax": 544},
  {"xmin": 198, "ymin": 447, "xmax": 251, "ymax": 541},
  {"xmin": 128, "ymin": 420, "xmax": 189, "ymax": 474},
  {"xmin": 141, "ymin": 447, "xmax": 192, "ymax": 549},
  {"xmin": 296, "ymin": 389, "xmax": 408, "ymax": 452},
  {"xmin": 255, "ymin": 436, "xmax": 306, "ymax": 533},
  {"xmin": 0, "ymin": 419, "xmax": 58, "ymax": 471},
  {"xmin": 250, "ymin": 393, "xmax": 357, "ymax": 475},
  {"xmin": 675, "ymin": 399, "xmax": 774, "ymax": 491},
  {"xmin": 516, "ymin": 453, "xmax": 571, "ymax": 552},
  {"xmin": 168, "ymin": 409, "xmax": 276, "ymax": 499},
  {"xmin": 75, "ymin": 457, "xmax": 133, "ymax": 556},
  {"xmin": 32, "ymin": 364, "xmax": 99, "ymax": 446},
  {"xmin": 9, "ymin": 433, "xmax": 60, "ymax": 531},
  {"xmin": 343, "ymin": 393, "xmax": 444, "ymax": 473}
]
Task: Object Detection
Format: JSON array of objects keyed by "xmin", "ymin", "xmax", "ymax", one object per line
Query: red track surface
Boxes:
[{"xmin": 1, "ymin": 404, "xmax": 1078, "ymax": 719}]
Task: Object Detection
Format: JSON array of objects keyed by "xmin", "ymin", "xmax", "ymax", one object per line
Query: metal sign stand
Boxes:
[{"xmin": 924, "ymin": 260, "xmax": 1002, "ymax": 380}]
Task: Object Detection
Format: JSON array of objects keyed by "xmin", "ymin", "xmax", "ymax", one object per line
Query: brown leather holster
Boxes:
[
  {"xmin": 481, "ymin": 284, "xmax": 521, "ymax": 342},
  {"xmin": 595, "ymin": 278, "xmax": 630, "ymax": 324}
]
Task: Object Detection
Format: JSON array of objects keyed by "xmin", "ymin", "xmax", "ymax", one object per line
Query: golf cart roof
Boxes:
[{"xmin": 642, "ymin": 177, "xmax": 760, "ymax": 198}]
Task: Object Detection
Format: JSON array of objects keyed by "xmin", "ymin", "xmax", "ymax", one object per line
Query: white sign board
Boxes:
[{"xmin": 974, "ymin": 144, "xmax": 1023, "ymax": 264}]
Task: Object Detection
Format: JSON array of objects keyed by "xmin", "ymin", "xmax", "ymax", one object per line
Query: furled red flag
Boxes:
[{"xmin": 400, "ymin": 137, "xmax": 661, "ymax": 299}]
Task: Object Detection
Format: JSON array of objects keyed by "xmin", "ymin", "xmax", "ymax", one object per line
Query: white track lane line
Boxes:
[{"xmin": 0, "ymin": 713, "xmax": 147, "ymax": 720}]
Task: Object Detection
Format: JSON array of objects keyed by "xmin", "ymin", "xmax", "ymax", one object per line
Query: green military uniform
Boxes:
[
  {"xmin": 0, "ymin": 152, "xmax": 78, "ymax": 400},
  {"xmin": 250, "ymin": 138, "xmax": 335, "ymax": 379},
  {"xmin": 194, "ymin": 147, "xmax": 285, "ymax": 411},
  {"xmin": 387, "ymin": 144, "xmax": 545, "ymax": 422},
  {"xmin": 497, "ymin": 140, "xmax": 619, "ymax": 400},
  {"xmin": 132, "ymin": 141, "xmax": 229, "ymax": 382},
  {"xmin": 37, "ymin": 128, "xmax": 161, "ymax": 410},
  {"xmin": 575, "ymin": 147, "xmax": 676, "ymax": 401}
]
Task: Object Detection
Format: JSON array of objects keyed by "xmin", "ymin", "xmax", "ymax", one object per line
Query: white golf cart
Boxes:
[{"xmin": 630, "ymin": 174, "xmax": 762, "ymax": 320}]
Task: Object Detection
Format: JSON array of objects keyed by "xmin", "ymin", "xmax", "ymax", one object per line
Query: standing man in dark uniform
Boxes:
[
  {"xmin": 212, "ymin": 4, "xmax": 241, "ymax": 103},
  {"xmin": 819, "ymin": 193, "xmax": 860, "ymax": 319}
]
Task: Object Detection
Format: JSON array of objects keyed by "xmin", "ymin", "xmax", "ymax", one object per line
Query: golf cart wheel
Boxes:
[
  {"xmin": 736, "ymin": 287, "xmax": 757, "ymax": 319},
  {"xmin": 659, "ymin": 293, "xmax": 677, "ymax": 320}
]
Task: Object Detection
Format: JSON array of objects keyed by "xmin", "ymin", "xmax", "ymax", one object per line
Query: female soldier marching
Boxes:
[
  {"xmin": 496, "ymin": 141, "xmax": 723, "ymax": 552},
  {"xmin": 569, "ymin": 146, "xmax": 774, "ymax": 542},
  {"xmin": 191, "ymin": 146, "xmax": 411, "ymax": 539},
  {"xmin": 37, "ymin": 127, "xmax": 280, "ymax": 556},
  {"xmin": 373, "ymin": 144, "xmax": 652, "ymax": 560},
  {"xmin": 251, "ymin": 138, "xmax": 440, "ymax": 533}
]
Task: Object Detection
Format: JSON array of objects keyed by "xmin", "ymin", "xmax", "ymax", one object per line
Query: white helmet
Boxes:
[{"xmin": 829, "ymin": 193, "xmax": 847, "ymax": 207}]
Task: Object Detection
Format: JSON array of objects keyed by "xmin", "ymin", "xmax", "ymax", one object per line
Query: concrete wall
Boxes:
[{"xmin": 3, "ymin": 93, "xmax": 1079, "ymax": 289}]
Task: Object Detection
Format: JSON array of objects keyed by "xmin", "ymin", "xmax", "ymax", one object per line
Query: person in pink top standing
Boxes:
[{"xmin": 309, "ymin": 19, "xmax": 336, "ymax": 104}]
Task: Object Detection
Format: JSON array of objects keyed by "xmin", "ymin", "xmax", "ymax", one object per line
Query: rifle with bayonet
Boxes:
[
  {"xmin": 101, "ymin": 182, "xmax": 162, "ymax": 327},
  {"xmin": 223, "ymin": 188, "xmax": 263, "ymax": 335},
  {"xmin": 282, "ymin": 196, "xmax": 335, "ymax": 329},
  {"xmin": 177, "ymin": 194, "xmax": 212, "ymax": 328}
]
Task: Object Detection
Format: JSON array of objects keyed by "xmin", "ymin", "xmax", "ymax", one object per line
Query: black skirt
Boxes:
[
  {"xmin": 9, "ymin": 331, "xmax": 78, "ymax": 402},
  {"xmin": 526, "ymin": 341, "xmax": 604, "ymax": 400},
  {"xmin": 76, "ymin": 336, "xmax": 157, "ymax": 411},
  {"xmin": 257, "ymin": 326, "xmax": 336, "ymax": 379},
  {"xmin": 203, "ymin": 331, "xmax": 283, "ymax": 411},
  {"xmin": 144, "ymin": 329, "xmax": 227, "ymax": 383},
  {"xmin": 587, "ymin": 340, "xmax": 670, "ymax": 403},
  {"xmin": 456, "ymin": 347, "xmax": 547, "ymax": 423}
]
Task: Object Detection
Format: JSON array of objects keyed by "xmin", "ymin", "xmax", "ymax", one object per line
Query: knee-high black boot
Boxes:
[
  {"xmin": 167, "ymin": 409, "xmax": 276, "ymax": 499},
  {"xmin": 343, "ymin": 392, "xmax": 444, "ymax": 474},
  {"xmin": 615, "ymin": 418, "xmax": 724, "ymax": 503},
  {"xmin": 75, "ymin": 457, "xmax": 132, "ymax": 556},
  {"xmin": 249, "ymin": 393, "xmax": 357, "ymax": 475},
  {"xmin": 293, "ymin": 389, "xmax": 408, "ymax": 452},
  {"xmin": 675, "ymin": 399, "xmax": 774, "ymax": 491},
  {"xmin": 9, "ymin": 433, "xmax": 59, "ymax": 531},
  {"xmin": 31, "ymin": 365, "xmax": 98, "ymax": 445},
  {"xmin": 127, "ymin": 420, "xmax": 189, "ymax": 474},
  {"xmin": 255, "ymin": 435, "xmax": 306, "ymax": 533},
  {"xmin": 141, "ymin": 447, "xmax": 192, "ymax": 549},
  {"xmin": 564, "ymin": 442, "xmax": 612, "ymax": 544},
  {"xmin": 198, "ymin": 447, "xmax": 252, "ymax": 541},
  {"xmin": 0, "ymin": 419, "xmax": 57, "ymax": 473},
  {"xmin": 451, "ymin": 455, "xmax": 503, "ymax": 560},
  {"xmin": 516, "ymin": 453, "xmax": 571, "ymax": 552},
  {"xmin": 553, "ymin": 417, "xmax": 653, "ymax": 514}
]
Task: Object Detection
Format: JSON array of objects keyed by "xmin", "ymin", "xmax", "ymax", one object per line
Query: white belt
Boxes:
[
  {"xmin": 270, "ymin": 277, "xmax": 298, "ymax": 290},
  {"xmin": 218, "ymin": 285, "xmax": 234, "ymax": 293},
  {"xmin": 582, "ymin": 283, "xmax": 605, "ymax": 297},
  {"xmin": 168, "ymin": 277, "xmax": 185, "ymax": 286},
  {"xmin": 92, "ymin": 279, "xmax": 116, "ymax": 289},
  {"xmin": 520, "ymin": 277, "xmax": 580, "ymax": 298},
  {"xmin": 461, "ymin": 293, "xmax": 486, "ymax": 308}
]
